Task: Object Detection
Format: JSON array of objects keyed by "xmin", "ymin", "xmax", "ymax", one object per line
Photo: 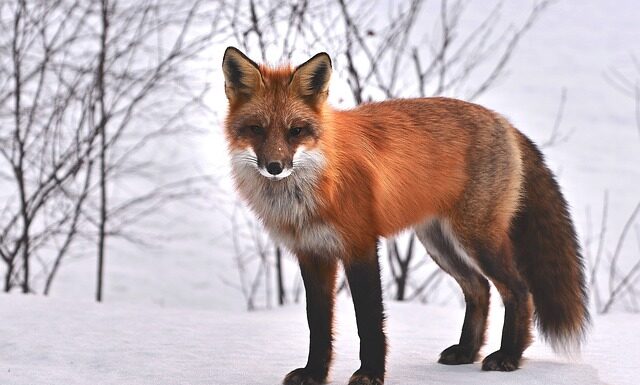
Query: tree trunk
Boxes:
[
  {"xmin": 4, "ymin": 264, "xmax": 13, "ymax": 292},
  {"xmin": 96, "ymin": 0, "xmax": 109, "ymax": 302},
  {"xmin": 276, "ymin": 246, "xmax": 286, "ymax": 305},
  {"xmin": 12, "ymin": 1, "xmax": 29, "ymax": 294}
]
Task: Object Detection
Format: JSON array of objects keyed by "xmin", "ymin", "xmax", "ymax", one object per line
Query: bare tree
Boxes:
[
  {"xmin": 585, "ymin": 54, "xmax": 640, "ymax": 312},
  {"xmin": 228, "ymin": 203, "xmax": 277, "ymax": 311},
  {"xmin": 87, "ymin": 0, "xmax": 222, "ymax": 301},
  {"xmin": 601, "ymin": 203, "xmax": 640, "ymax": 313},
  {"xmin": 540, "ymin": 87, "xmax": 574, "ymax": 149},
  {"xmin": 386, "ymin": 236, "xmax": 415, "ymax": 301},
  {"xmin": 0, "ymin": 1, "xmax": 99, "ymax": 293},
  {"xmin": 0, "ymin": 0, "xmax": 226, "ymax": 297},
  {"xmin": 605, "ymin": 54, "xmax": 640, "ymax": 137},
  {"xmin": 335, "ymin": 0, "xmax": 552, "ymax": 102},
  {"xmin": 586, "ymin": 192, "xmax": 640, "ymax": 313},
  {"xmin": 95, "ymin": 0, "xmax": 109, "ymax": 302},
  {"xmin": 275, "ymin": 244, "xmax": 286, "ymax": 305}
]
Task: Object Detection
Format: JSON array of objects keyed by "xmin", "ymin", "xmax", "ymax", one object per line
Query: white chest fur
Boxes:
[
  {"xmin": 230, "ymin": 147, "xmax": 343, "ymax": 256},
  {"xmin": 266, "ymin": 222, "xmax": 343, "ymax": 256}
]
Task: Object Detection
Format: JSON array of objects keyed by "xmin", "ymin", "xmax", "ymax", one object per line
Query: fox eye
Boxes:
[
  {"xmin": 248, "ymin": 125, "xmax": 264, "ymax": 135},
  {"xmin": 289, "ymin": 127, "xmax": 303, "ymax": 137}
]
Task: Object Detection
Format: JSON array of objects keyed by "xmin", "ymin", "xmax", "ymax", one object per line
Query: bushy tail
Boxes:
[{"xmin": 510, "ymin": 132, "xmax": 590, "ymax": 356}]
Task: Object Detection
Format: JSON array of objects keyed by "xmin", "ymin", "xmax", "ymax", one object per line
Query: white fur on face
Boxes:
[
  {"xmin": 231, "ymin": 146, "xmax": 324, "ymax": 226},
  {"xmin": 229, "ymin": 144, "xmax": 342, "ymax": 253},
  {"xmin": 257, "ymin": 166, "xmax": 292, "ymax": 180},
  {"xmin": 229, "ymin": 145, "xmax": 323, "ymax": 182},
  {"xmin": 232, "ymin": 146, "xmax": 319, "ymax": 181},
  {"xmin": 292, "ymin": 146, "xmax": 325, "ymax": 173},
  {"xmin": 229, "ymin": 146, "xmax": 260, "ymax": 173},
  {"xmin": 229, "ymin": 145, "xmax": 342, "ymax": 255}
]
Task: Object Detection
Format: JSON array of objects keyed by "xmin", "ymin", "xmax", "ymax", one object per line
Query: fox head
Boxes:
[{"xmin": 222, "ymin": 47, "xmax": 331, "ymax": 182}]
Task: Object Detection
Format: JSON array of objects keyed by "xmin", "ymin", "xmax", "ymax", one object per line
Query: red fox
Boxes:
[{"xmin": 222, "ymin": 47, "xmax": 589, "ymax": 385}]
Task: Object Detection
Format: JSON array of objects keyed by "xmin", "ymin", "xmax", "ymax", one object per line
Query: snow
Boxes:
[{"xmin": 1, "ymin": 294, "xmax": 637, "ymax": 385}]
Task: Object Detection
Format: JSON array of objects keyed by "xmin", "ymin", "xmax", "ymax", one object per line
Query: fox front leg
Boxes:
[
  {"xmin": 283, "ymin": 257, "xmax": 337, "ymax": 385},
  {"xmin": 344, "ymin": 245, "xmax": 387, "ymax": 385}
]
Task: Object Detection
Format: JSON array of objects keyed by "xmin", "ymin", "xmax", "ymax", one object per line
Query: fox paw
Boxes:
[
  {"xmin": 283, "ymin": 368, "xmax": 324, "ymax": 385},
  {"xmin": 348, "ymin": 369, "xmax": 384, "ymax": 385},
  {"xmin": 438, "ymin": 344, "xmax": 477, "ymax": 365},
  {"xmin": 481, "ymin": 350, "xmax": 520, "ymax": 372}
]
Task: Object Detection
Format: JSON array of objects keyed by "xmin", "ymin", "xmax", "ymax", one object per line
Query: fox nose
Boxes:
[{"xmin": 266, "ymin": 161, "xmax": 284, "ymax": 175}]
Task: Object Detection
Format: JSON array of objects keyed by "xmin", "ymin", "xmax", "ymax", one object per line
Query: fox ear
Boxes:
[
  {"xmin": 290, "ymin": 52, "xmax": 332, "ymax": 105},
  {"xmin": 222, "ymin": 47, "xmax": 263, "ymax": 103}
]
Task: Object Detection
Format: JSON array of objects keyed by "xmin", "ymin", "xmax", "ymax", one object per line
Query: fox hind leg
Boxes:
[
  {"xmin": 474, "ymin": 238, "xmax": 533, "ymax": 372},
  {"xmin": 414, "ymin": 220, "xmax": 490, "ymax": 365}
]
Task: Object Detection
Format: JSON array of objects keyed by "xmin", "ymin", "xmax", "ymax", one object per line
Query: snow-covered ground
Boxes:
[{"xmin": 1, "ymin": 294, "xmax": 637, "ymax": 385}]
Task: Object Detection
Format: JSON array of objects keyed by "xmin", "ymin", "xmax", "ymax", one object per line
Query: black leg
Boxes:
[
  {"xmin": 481, "ymin": 283, "xmax": 531, "ymax": 371},
  {"xmin": 344, "ymin": 246, "xmax": 386, "ymax": 385},
  {"xmin": 414, "ymin": 220, "xmax": 490, "ymax": 365},
  {"xmin": 283, "ymin": 257, "xmax": 337, "ymax": 385},
  {"xmin": 476, "ymin": 241, "xmax": 532, "ymax": 372},
  {"xmin": 438, "ymin": 273, "xmax": 490, "ymax": 365}
]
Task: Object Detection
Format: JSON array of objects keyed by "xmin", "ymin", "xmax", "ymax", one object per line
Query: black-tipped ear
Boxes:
[
  {"xmin": 290, "ymin": 52, "xmax": 332, "ymax": 103},
  {"xmin": 222, "ymin": 47, "xmax": 263, "ymax": 103}
]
